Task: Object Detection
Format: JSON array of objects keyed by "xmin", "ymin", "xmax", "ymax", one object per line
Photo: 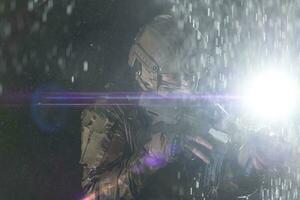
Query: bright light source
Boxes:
[{"xmin": 242, "ymin": 69, "xmax": 299, "ymax": 121}]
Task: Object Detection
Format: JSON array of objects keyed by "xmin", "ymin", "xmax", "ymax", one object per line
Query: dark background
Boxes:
[{"xmin": 0, "ymin": 1, "xmax": 168, "ymax": 199}]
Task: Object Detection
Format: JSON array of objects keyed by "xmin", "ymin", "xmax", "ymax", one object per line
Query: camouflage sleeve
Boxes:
[
  {"xmin": 80, "ymin": 108, "xmax": 126, "ymax": 192},
  {"xmin": 84, "ymin": 146, "xmax": 168, "ymax": 199},
  {"xmin": 82, "ymin": 165, "xmax": 134, "ymax": 200},
  {"xmin": 80, "ymin": 102, "xmax": 175, "ymax": 199},
  {"xmin": 82, "ymin": 129, "xmax": 173, "ymax": 200}
]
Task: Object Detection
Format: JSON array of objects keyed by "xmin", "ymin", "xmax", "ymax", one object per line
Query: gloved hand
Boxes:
[
  {"xmin": 124, "ymin": 120, "xmax": 232, "ymax": 198},
  {"xmin": 144, "ymin": 127, "xmax": 213, "ymax": 168},
  {"xmin": 135, "ymin": 120, "xmax": 232, "ymax": 172}
]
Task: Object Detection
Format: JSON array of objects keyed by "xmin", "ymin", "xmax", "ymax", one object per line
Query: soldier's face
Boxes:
[
  {"xmin": 137, "ymin": 71, "xmax": 191, "ymax": 94},
  {"xmin": 134, "ymin": 57, "xmax": 193, "ymax": 94}
]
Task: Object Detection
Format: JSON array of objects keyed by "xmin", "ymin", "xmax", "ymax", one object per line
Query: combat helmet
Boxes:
[{"xmin": 128, "ymin": 14, "xmax": 199, "ymax": 94}]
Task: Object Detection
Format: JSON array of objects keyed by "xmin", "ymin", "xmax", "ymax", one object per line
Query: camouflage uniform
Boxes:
[
  {"xmin": 80, "ymin": 105, "xmax": 152, "ymax": 199},
  {"xmin": 79, "ymin": 103, "xmax": 254, "ymax": 200}
]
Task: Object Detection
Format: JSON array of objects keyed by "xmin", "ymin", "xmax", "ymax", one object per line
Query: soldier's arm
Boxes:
[
  {"xmin": 81, "ymin": 114, "xmax": 175, "ymax": 199},
  {"xmin": 80, "ymin": 107, "xmax": 156, "ymax": 199},
  {"xmin": 80, "ymin": 108, "xmax": 126, "ymax": 193},
  {"xmin": 84, "ymin": 131, "xmax": 173, "ymax": 200}
]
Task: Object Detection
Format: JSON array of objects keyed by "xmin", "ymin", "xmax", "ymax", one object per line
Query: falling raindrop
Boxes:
[
  {"xmin": 42, "ymin": 11, "xmax": 48, "ymax": 22},
  {"xmin": 66, "ymin": 5, "xmax": 73, "ymax": 15},
  {"xmin": 47, "ymin": 0, "xmax": 53, "ymax": 10},
  {"xmin": 45, "ymin": 65, "xmax": 50, "ymax": 74},
  {"xmin": 83, "ymin": 61, "xmax": 88, "ymax": 72},
  {"xmin": 0, "ymin": 83, "xmax": 3, "ymax": 95},
  {"xmin": 66, "ymin": 1, "xmax": 75, "ymax": 15},
  {"xmin": 28, "ymin": 1, "xmax": 34, "ymax": 11}
]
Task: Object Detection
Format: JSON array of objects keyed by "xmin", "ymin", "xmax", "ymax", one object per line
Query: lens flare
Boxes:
[{"xmin": 242, "ymin": 69, "xmax": 299, "ymax": 121}]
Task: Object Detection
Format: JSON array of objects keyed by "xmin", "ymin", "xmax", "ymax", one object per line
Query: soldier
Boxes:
[
  {"xmin": 80, "ymin": 14, "xmax": 287, "ymax": 200},
  {"xmin": 79, "ymin": 14, "xmax": 220, "ymax": 200}
]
